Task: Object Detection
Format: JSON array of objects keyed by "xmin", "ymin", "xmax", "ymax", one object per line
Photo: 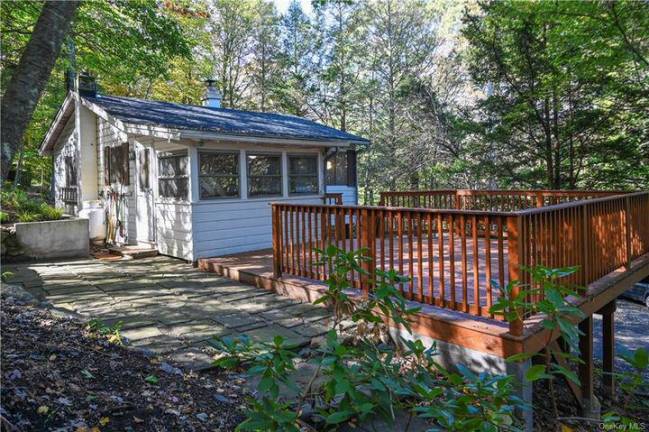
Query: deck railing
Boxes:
[
  {"xmin": 379, "ymin": 189, "xmax": 623, "ymax": 211},
  {"xmin": 271, "ymin": 191, "xmax": 649, "ymax": 336}
]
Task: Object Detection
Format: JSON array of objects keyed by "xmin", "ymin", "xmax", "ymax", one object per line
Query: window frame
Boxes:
[
  {"xmin": 325, "ymin": 150, "xmax": 356, "ymax": 187},
  {"xmin": 197, "ymin": 150, "xmax": 241, "ymax": 200},
  {"xmin": 157, "ymin": 150, "xmax": 189, "ymax": 201},
  {"xmin": 246, "ymin": 152, "xmax": 283, "ymax": 198},
  {"xmin": 288, "ymin": 153, "xmax": 319, "ymax": 196}
]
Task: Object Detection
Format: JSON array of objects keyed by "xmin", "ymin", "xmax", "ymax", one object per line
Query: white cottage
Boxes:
[{"xmin": 39, "ymin": 80, "xmax": 368, "ymax": 262}]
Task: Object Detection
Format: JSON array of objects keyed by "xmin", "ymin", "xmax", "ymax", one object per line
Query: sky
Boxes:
[{"xmin": 272, "ymin": 0, "xmax": 313, "ymax": 15}]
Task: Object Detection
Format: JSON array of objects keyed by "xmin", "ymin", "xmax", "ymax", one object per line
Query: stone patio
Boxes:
[{"xmin": 4, "ymin": 255, "xmax": 333, "ymax": 370}]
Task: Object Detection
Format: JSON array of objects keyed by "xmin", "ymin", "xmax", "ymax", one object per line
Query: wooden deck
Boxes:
[
  {"xmin": 200, "ymin": 189, "xmax": 649, "ymax": 413},
  {"xmin": 197, "ymin": 246, "xmax": 649, "ymax": 356},
  {"xmin": 199, "ymin": 232, "xmax": 510, "ymax": 304}
]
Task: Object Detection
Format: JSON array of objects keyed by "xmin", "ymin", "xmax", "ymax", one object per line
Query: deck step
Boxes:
[{"xmin": 108, "ymin": 246, "xmax": 158, "ymax": 259}]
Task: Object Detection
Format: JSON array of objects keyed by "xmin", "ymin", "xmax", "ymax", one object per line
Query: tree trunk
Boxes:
[{"xmin": 0, "ymin": 0, "xmax": 80, "ymax": 180}]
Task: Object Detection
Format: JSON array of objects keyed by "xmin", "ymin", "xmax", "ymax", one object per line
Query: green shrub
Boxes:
[
  {"xmin": 214, "ymin": 246, "xmax": 525, "ymax": 431},
  {"xmin": 0, "ymin": 211, "xmax": 8, "ymax": 223},
  {"xmin": 38, "ymin": 203, "xmax": 63, "ymax": 221},
  {"xmin": 17, "ymin": 211, "xmax": 42, "ymax": 223},
  {"xmin": 0, "ymin": 189, "xmax": 62, "ymax": 222}
]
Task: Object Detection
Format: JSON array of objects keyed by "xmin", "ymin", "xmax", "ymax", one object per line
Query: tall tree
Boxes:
[
  {"xmin": 249, "ymin": 1, "xmax": 281, "ymax": 112},
  {"xmin": 276, "ymin": 0, "xmax": 319, "ymax": 117},
  {"xmin": 462, "ymin": 0, "xmax": 649, "ymax": 189},
  {"xmin": 315, "ymin": 0, "xmax": 367, "ymax": 131},
  {"xmin": 1, "ymin": 1, "xmax": 79, "ymax": 179},
  {"xmin": 362, "ymin": 0, "xmax": 439, "ymax": 190}
]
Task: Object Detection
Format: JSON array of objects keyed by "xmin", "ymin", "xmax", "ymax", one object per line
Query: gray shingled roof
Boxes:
[{"xmin": 84, "ymin": 94, "xmax": 369, "ymax": 144}]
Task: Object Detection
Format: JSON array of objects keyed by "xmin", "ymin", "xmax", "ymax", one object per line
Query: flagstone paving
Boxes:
[{"xmin": 5, "ymin": 255, "xmax": 334, "ymax": 370}]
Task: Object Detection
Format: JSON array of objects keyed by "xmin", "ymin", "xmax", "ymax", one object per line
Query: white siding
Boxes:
[
  {"xmin": 326, "ymin": 185, "xmax": 357, "ymax": 205},
  {"xmin": 78, "ymin": 105, "xmax": 98, "ymax": 202},
  {"xmin": 156, "ymin": 201, "xmax": 193, "ymax": 261},
  {"xmin": 192, "ymin": 195, "xmax": 322, "ymax": 258}
]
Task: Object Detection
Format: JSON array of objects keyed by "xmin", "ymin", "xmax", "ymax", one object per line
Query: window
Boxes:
[
  {"xmin": 64, "ymin": 156, "xmax": 77, "ymax": 187},
  {"xmin": 158, "ymin": 151, "xmax": 188, "ymax": 200},
  {"xmin": 199, "ymin": 151, "xmax": 239, "ymax": 199},
  {"xmin": 326, "ymin": 150, "xmax": 356, "ymax": 186},
  {"xmin": 247, "ymin": 153, "xmax": 282, "ymax": 197},
  {"xmin": 138, "ymin": 148, "xmax": 150, "ymax": 191},
  {"xmin": 104, "ymin": 142, "xmax": 130, "ymax": 185},
  {"xmin": 288, "ymin": 155, "xmax": 318, "ymax": 194}
]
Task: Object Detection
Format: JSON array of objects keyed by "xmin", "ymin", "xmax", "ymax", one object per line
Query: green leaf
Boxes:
[
  {"xmin": 325, "ymin": 410, "xmax": 353, "ymax": 424},
  {"xmin": 525, "ymin": 365, "xmax": 551, "ymax": 382},
  {"xmin": 145, "ymin": 374, "xmax": 159, "ymax": 385}
]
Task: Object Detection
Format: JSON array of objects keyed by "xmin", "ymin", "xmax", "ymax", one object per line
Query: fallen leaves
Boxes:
[{"xmin": 1, "ymin": 299, "xmax": 246, "ymax": 431}]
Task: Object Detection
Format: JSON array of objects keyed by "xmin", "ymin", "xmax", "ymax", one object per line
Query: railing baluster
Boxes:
[
  {"xmin": 427, "ymin": 212, "xmax": 434, "ymax": 304},
  {"xmin": 438, "ymin": 213, "xmax": 445, "ymax": 306},
  {"xmin": 472, "ymin": 215, "xmax": 480, "ymax": 315}
]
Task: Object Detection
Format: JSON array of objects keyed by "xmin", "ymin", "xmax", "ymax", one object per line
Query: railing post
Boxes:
[
  {"xmin": 535, "ymin": 191, "xmax": 544, "ymax": 208},
  {"xmin": 624, "ymin": 196, "xmax": 632, "ymax": 269},
  {"xmin": 507, "ymin": 215, "xmax": 524, "ymax": 337},
  {"xmin": 272, "ymin": 204, "xmax": 282, "ymax": 278},
  {"xmin": 581, "ymin": 204, "xmax": 589, "ymax": 287},
  {"xmin": 359, "ymin": 208, "xmax": 375, "ymax": 296}
]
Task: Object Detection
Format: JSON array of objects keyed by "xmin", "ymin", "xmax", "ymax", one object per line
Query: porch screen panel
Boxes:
[
  {"xmin": 247, "ymin": 153, "xmax": 282, "ymax": 197},
  {"xmin": 158, "ymin": 151, "xmax": 188, "ymax": 200},
  {"xmin": 288, "ymin": 155, "xmax": 318, "ymax": 194},
  {"xmin": 198, "ymin": 151, "xmax": 239, "ymax": 199}
]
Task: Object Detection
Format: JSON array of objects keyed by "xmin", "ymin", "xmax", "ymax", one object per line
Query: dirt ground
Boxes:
[{"xmin": 0, "ymin": 297, "xmax": 246, "ymax": 432}]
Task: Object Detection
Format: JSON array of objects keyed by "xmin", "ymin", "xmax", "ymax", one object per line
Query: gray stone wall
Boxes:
[{"xmin": 14, "ymin": 218, "xmax": 89, "ymax": 259}]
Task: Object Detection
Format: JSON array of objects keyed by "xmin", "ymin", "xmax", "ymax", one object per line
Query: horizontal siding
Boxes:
[
  {"xmin": 156, "ymin": 201, "xmax": 193, "ymax": 261},
  {"xmin": 326, "ymin": 185, "xmax": 357, "ymax": 205},
  {"xmin": 192, "ymin": 195, "xmax": 322, "ymax": 258}
]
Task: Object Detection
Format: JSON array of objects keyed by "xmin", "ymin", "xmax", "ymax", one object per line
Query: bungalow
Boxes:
[{"xmin": 39, "ymin": 76, "xmax": 368, "ymax": 261}]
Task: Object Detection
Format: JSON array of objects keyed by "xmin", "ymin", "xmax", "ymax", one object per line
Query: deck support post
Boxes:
[
  {"xmin": 599, "ymin": 300, "xmax": 617, "ymax": 399},
  {"xmin": 578, "ymin": 316, "xmax": 600, "ymax": 418}
]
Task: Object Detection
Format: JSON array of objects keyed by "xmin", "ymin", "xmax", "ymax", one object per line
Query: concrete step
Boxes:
[{"xmin": 108, "ymin": 246, "xmax": 158, "ymax": 259}]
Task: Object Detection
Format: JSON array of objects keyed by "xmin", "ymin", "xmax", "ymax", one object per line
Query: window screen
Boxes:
[
  {"xmin": 199, "ymin": 151, "xmax": 240, "ymax": 199},
  {"xmin": 158, "ymin": 151, "xmax": 188, "ymax": 200},
  {"xmin": 288, "ymin": 155, "xmax": 318, "ymax": 194},
  {"xmin": 247, "ymin": 153, "xmax": 282, "ymax": 197},
  {"xmin": 326, "ymin": 150, "xmax": 356, "ymax": 186}
]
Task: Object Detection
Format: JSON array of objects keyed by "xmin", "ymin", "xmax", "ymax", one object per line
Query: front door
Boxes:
[{"xmin": 136, "ymin": 146, "xmax": 155, "ymax": 244}]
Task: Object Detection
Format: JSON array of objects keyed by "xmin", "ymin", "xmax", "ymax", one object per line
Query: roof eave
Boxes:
[
  {"xmin": 177, "ymin": 129, "xmax": 368, "ymax": 147},
  {"xmin": 39, "ymin": 92, "xmax": 76, "ymax": 156}
]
